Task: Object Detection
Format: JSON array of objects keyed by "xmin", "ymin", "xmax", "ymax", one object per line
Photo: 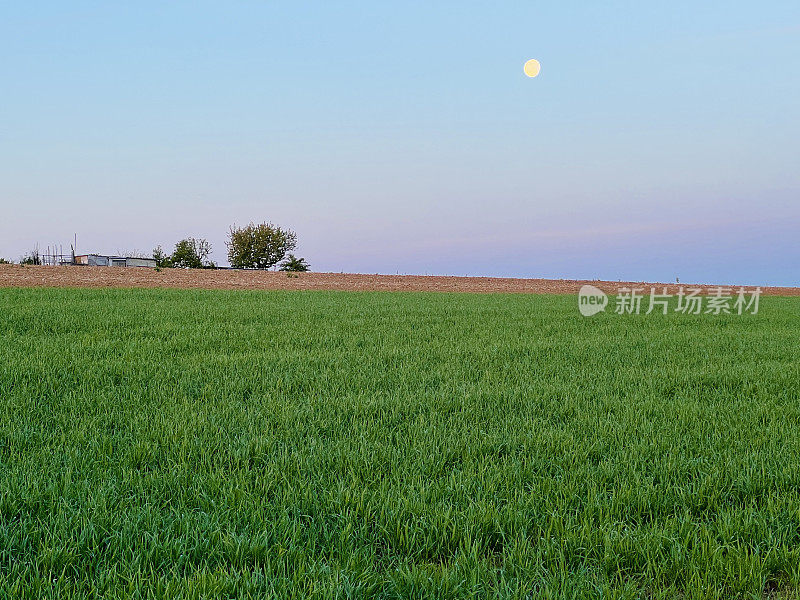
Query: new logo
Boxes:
[{"xmin": 578, "ymin": 285, "xmax": 608, "ymax": 317}]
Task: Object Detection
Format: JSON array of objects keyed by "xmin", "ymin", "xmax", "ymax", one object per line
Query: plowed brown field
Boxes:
[{"xmin": 0, "ymin": 265, "xmax": 796, "ymax": 295}]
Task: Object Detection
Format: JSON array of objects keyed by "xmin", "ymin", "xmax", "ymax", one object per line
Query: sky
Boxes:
[{"xmin": 2, "ymin": 1, "xmax": 799, "ymax": 285}]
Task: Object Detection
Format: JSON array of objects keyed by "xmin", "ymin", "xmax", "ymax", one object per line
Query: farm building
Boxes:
[{"xmin": 74, "ymin": 254, "xmax": 157, "ymax": 268}]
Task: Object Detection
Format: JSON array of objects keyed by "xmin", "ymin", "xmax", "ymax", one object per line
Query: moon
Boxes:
[{"xmin": 523, "ymin": 59, "xmax": 541, "ymax": 78}]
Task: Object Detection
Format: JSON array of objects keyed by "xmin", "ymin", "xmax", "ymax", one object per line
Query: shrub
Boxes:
[
  {"xmin": 279, "ymin": 254, "xmax": 310, "ymax": 272},
  {"xmin": 20, "ymin": 249, "xmax": 41, "ymax": 265}
]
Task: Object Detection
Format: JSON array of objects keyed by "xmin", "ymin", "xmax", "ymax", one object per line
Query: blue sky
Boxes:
[{"xmin": 2, "ymin": 1, "xmax": 798, "ymax": 284}]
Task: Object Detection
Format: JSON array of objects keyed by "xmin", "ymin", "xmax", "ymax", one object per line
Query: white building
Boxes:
[{"xmin": 74, "ymin": 254, "xmax": 157, "ymax": 268}]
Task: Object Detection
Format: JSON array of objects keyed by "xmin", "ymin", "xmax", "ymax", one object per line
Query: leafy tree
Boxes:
[
  {"xmin": 0, "ymin": 258, "xmax": 12, "ymax": 264},
  {"xmin": 279, "ymin": 254, "xmax": 310, "ymax": 272},
  {"xmin": 170, "ymin": 238, "xmax": 212, "ymax": 269},
  {"xmin": 152, "ymin": 246, "xmax": 172, "ymax": 268},
  {"xmin": 227, "ymin": 222, "xmax": 297, "ymax": 270}
]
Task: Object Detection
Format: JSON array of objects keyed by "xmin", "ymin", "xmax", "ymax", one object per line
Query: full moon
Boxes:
[{"xmin": 523, "ymin": 59, "xmax": 541, "ymax": 78}]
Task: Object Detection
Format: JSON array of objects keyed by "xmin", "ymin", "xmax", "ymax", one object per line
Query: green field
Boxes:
[{"xmin": 1, "ymin": 288, "xmax": 800, "ymax": 599}]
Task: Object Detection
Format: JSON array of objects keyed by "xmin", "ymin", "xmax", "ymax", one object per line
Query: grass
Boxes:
[{"xmin": 1, "ymin": 287, "xmax": 800, "ymax": 599}]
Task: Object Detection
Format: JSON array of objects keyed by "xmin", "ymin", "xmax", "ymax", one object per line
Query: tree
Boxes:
[
  {"xmin": 279, "ymin": 254, "xmax": 310, "ymax": 272},
  {"xmin": 152, "ymin": 246, "xmax": 172, "ymax": 268},
  {"xmin": 170, "ymin": 238, "xmax": 212, "ymax": 269},
  {"xmin": 227, "ymin": 222, "xmax": 297, "ymax": 270}
]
